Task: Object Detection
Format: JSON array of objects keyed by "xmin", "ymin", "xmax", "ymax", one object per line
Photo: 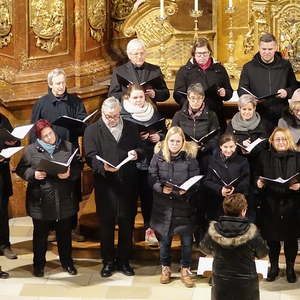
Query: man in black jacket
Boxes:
[
  {"xmin": 238, "ymin": 33, "xmax": 298, "ymax": 135},
  {"xmin": 108, "ymin": 38, "xmax": 170, "ymax": 103},
  {"xmin": 31, "ymin": 68, "xmax": 87, "ymax": 242},
  {"xmin": 84, "ymin": 97, "xmax": 141, "ymax": 278}
]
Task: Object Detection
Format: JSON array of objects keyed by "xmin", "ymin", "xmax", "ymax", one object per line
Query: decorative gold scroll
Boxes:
[
  {"xmin": 87, "ymin": 0, "xmax": 106, "ymax": 43},
  {"xmin": 0, "ymin": 0, "xmax": 12, "ymax": 48},
  {"xmin": 30, "ymin": 0, "xmax": 65, "ymax": 53}
]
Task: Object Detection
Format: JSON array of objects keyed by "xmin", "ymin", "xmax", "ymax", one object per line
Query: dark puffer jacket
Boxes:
[
  {"xmin": 172, "ymin": 102, "xmax": 220, "ymax": 153},
  {"xmin": 16, "ymin": 140, "xmax": 82, "ymax": 221},
  {"xmin": 149, "ymin": 143, "xmax": 200, "ymax": 237},
  {"xmin": 200, "ymin": 216, "xmax": 268, "ymax": 300},
  {"xmin": 202, "ymin": 151, "xmax": 250, "ymax": 220}
]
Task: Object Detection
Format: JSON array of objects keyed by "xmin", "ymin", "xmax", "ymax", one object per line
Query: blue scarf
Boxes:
[{"xmin": 37, "ymin": 138, "xmax": 56, "ymax": 156}]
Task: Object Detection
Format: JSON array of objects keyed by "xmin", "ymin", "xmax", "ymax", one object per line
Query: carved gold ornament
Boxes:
[
  {"xmin": 0, "ymin": 0, "xmax": 12, "ymax": 48},
  {"xmin": 111, "ymin": 0, "xmax": 135, "ymax": 20},
  {"xmin": 30, "ymin": 0, "xmax": 65, "ymax": 53},
  {"xmin": 87, "ymin": 0, "xmax": 106, "ymax": 43}
]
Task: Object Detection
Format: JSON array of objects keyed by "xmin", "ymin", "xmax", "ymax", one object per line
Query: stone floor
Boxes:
[{"xmin": 0, "ymin": 217, "xmax": 300, "ymax": 300}]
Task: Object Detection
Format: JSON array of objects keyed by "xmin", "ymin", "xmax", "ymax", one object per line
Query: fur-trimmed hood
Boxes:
[
  {"xmin": 154, "ymin": 140, "xmax": 198, "ymax": 158},
  {"xmin": 208, "ymin": 217, "xmax": 257, "ymax": 248}
]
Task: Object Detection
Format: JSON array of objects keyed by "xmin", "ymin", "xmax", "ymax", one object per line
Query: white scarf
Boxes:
[{"xmin": 123, "ymin": 100, "xmax": 154, "ymax": 122}]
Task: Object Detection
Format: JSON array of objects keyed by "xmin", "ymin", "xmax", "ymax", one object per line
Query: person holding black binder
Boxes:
[
  {"xmin": 173, "ymin": 37, "xmax": 233, "ymax": 132},
  {"xmin": 255, "ymin": 127, "xmax": 300, "ymax": 283},
  {"xmin": 108, "ymin": 38, "xmax": 169, "ymax": 103},
  {"xmin": 238, "ymin": 33, "xmax": 298, "ymax": 135},
  {"xmin": 121, "ymin": 84, "xmax": 166, "ymax": 246},
  {"xmin": 16, "ymin": 120, "xmax": 82, "ymax": 277},
  {"xmin": 31, "ymin": 68, "xmax": 87, "ymax": 242},
  {"xmin": 202, "ymin": 133, "xmax": 250, "ymax": 222},
  {"xmin": 149, "ymin": 126, "xmax": 200, "ymax": 288},
  {"xmin": 0, "ymin": 111, "xmax": 19, "ymax": 261}
]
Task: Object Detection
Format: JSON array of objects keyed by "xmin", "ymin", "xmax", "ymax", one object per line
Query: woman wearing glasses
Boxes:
[
  {"xmin": 173, "ymin": 37, "xmax": 233, "ymax": 132},
  {"xmin": 278, "ymin": 88, "xmax": 300, "ymax": 148},
  {"xmin": 255, "ymin": 127, "xmax": 300, "ymax": 283}
]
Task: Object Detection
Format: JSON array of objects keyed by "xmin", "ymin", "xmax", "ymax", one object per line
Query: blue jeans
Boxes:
[{"xmin": 159, "ymin": 234, "xmax": 193, "ymax": 268}]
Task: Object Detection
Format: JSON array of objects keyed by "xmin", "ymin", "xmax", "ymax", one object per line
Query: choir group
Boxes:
[{"xmin": 0, "ymin": 32, "xmax": 300, "ymax": 300}]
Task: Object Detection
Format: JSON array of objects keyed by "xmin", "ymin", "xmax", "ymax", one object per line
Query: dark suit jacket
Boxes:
[
  {"xmin": 108, "ymin": 62, "xmax": 170, "ymax": 102},
  {"xmin": 84, "ymin": 118, "xmax": 142, "ymax": 219}
]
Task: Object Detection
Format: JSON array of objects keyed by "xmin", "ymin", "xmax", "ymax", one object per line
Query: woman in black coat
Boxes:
[
  {"xmin": 173, "ymin": 37, "xmax": 233, "ymax": 132},
  {"xmin": 172, "ymin": 82, "xmax": 219, "ymax": 174},
  {"xmin": 16, "ymin": 119, "xmax": 81, "ymax": 277},
  {"xmin": 226, "ymin": 94, "xmax": 268, "ymax": 221},
  {"xmin": 149, "ymin": 126, "xmax": 200, "ymax": 288},
  {"xmin": 121, "ymin": 84, "xmax": 166, "ymax": 246},
  {"xmin": 255, "ymin": 127, "xmax": 300, "ymax": 283},
  {"xmin": 203, "ymin": 133, "xmax": 250, "ymax": 221},
  {"xmin": 200, "ymin": 193, "xmax": 268, "ymax": 300}
]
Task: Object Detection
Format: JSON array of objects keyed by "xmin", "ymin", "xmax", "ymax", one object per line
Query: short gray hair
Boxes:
[
  {"xmin": 187, "ymin": 83, "xmax": 204, "ymax": 96},
  {"xmin": 47, "ymin": 68, "xmax": 66, "ymax": 86},
  {"xmin": 126, "ymin": 38, "xmax": 145, "ymax": 55},
  {"xmin": 238, "ymin": 94, "xmax": 257, "ymax": 108},
  {"xmin": 101, "ymin": 97, "xmax": 121, "ymax": 113}
]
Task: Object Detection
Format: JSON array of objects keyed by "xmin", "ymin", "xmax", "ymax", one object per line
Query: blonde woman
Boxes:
[
  {"xmin": 255, "ymin": 127, "xmax": 300, "ymax": 283},
  {"xmin": 149, "ymin": 126, "xmax": 200, "ymax": 288}
]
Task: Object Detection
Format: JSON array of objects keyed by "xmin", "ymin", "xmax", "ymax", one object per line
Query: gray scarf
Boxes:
[{"xmin": 231, "ymin": 112, "xmax": 261, "ymax": 131}]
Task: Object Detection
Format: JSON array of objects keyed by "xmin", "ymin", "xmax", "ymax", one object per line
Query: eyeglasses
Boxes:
[
  {"xmin": 103, "ymin": 113, "xmax": 119, "ymax": 120},
  {"xmin": 130, "ymin": 51, "xmax": 145, "ymax": 57},
  {"xmin": 274, "ymin": 138, "xmax": 287, "ymax": 142},
  {"xmin": 188, "ymin": 96, "xmax": 204, "ymax": 102},
  {"xmin": 194, "ymin": 51, "xmax": 210, "ymax": 57},
  {"xmin": 41, "ymin": 131, "xmax": 55, "ymax": 140}
]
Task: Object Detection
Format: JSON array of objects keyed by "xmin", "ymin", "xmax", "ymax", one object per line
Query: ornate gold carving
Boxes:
[
  {"xmin": 272, "ymin": 2, "xmax": 300, "ymax": 72},
  {"xmin": 0, "ymin": 66, "xmax": 15, "ymax": 83},
  {"xmin": 243, "ymin": 1, "xmax": 270, "ymax": 54},
  {"xmin": 30, "ymin": 0, "xmax": 65, "ymax": 53},
  {"xmin": 112, "ymin": 0, "xmax": 135, "ymax": 20},
  {"xmin": 0, "ymin": 0, "xmax": 12, "ymax": 48},
  {"xmin": 87, "ymin": 0, "xmax": 106, "ymax": 43}
]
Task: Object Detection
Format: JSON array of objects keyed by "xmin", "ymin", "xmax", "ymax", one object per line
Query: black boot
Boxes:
[
  {"xmin": 286, "ymin": 263, "xmax": 297, "ymax": 283},
  {"xmin": 267, "ymin": 264, "xmax": 279, "ymax": 282}
]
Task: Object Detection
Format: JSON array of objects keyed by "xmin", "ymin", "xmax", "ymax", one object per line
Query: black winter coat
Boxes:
[
  {"xmin": 173, "ymin": 58, "xmax": 233, "ymax": 131},
  {"xmin": 108, "ymin": 62, "xmax": 170, "ymax": 102},
  {"xmin": 203, "ymin": 151, "xmax": 250, "ymax": 220},
  {"xmin": 254, "ymin": 148, "xmax": 300, "ymax": 240},
  {"xmin": 16, "ymin": 140, "xmax": 81, "ymax": 221},
  {"xmin": 238, "ymin": 52, "xmax": 298, "ymax": 120},
  {"xmin": 172, "ymin": 102, "xmax": 220, "ymax": 153},
  {"xmin": 31, "ymin": 89, "xmax": 87, "ymax": 147},
  {"xmin": 84, "ymin": 119, "xmax": 142, "ymax": 220},
  {"xmin": 200, "ymin": 216, "xmax": 268, "ymax": 300},
  {"xmin": 149, "ymin": 149, "xmax": 200, "ymax": 237}
]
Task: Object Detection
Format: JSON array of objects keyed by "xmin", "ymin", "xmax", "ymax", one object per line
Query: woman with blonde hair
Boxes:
[
  {"xmin": 255, "ymin": 127, "xmax": 300, "ymax": 283},
  {"xmin": 149, "ymin": 126, "xmax": 200, "ymax": 288}
]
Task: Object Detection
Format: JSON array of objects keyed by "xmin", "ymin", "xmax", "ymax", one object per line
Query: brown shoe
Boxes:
[
  {"xmin": 181, "ymin": 267, "xmax": 195, "ymax": 288},
  {"xmin": 2, "ymin": 247, "xmax": 17, "ymax": 259},
  {"xmin": 160, "ymin": 266, "xmax": 171, "ymax": 284}
]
